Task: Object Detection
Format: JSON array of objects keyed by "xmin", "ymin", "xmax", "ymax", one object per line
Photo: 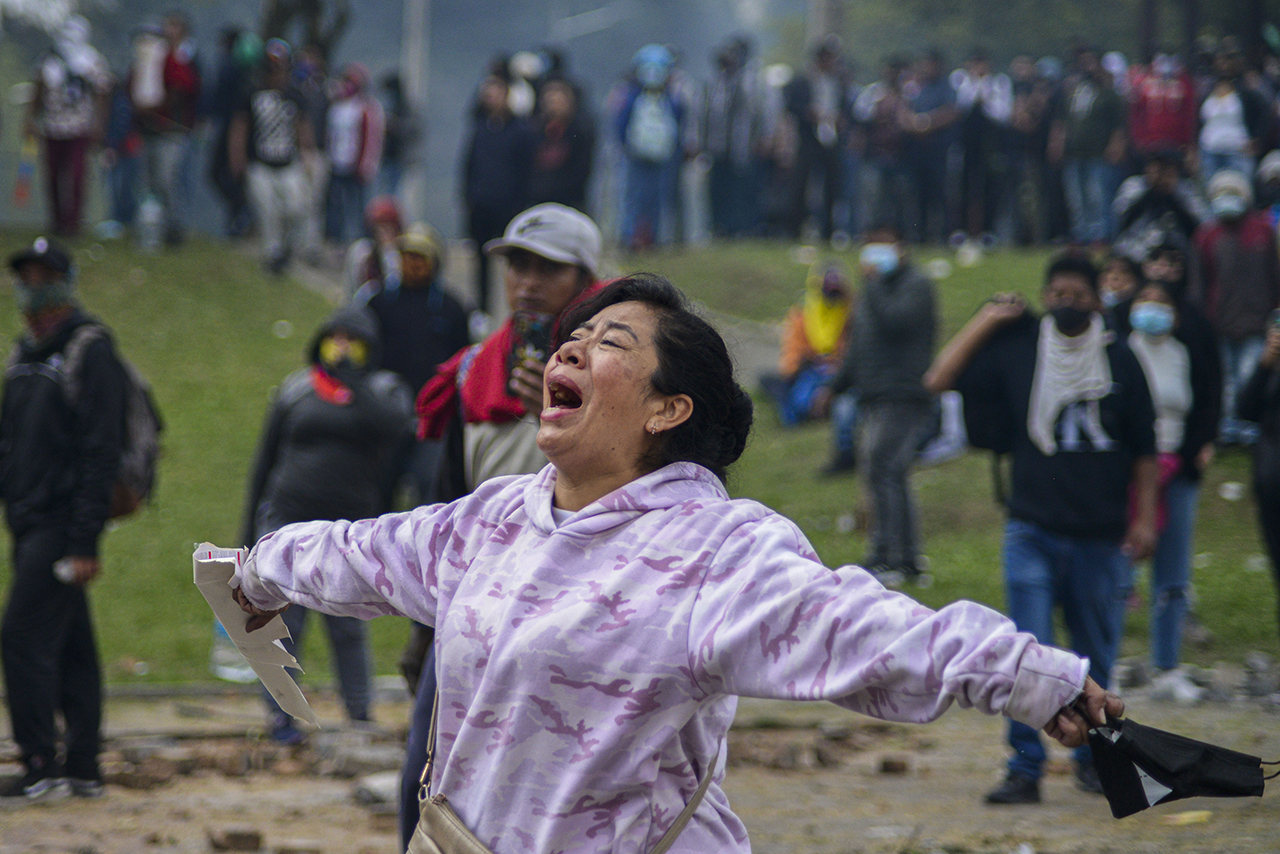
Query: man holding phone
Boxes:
[{"xmin": 417, "ymin": 203, "xmax": 601, "ymax": 492}]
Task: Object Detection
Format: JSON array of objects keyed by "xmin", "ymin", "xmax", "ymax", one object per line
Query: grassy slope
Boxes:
[
  {"xmin": 0, "ymin": 235, "xmax": 1271, "ymax": 690},
  {"xmin": 646, "ymin": 241, "xmax": 1277, "ymax": 665}
]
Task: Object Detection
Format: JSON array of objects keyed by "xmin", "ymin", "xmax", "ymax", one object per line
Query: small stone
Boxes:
[
  {"xmin": 878, "ymin": 755, "xmax": 909, "ymax": 775},
  {"xmin": 274, "ymin": 840, "xmax": 323, "ymax": 854},
  {"xmin": 208, "ymin": 826, "xmax": 263, "ymax": 851}
]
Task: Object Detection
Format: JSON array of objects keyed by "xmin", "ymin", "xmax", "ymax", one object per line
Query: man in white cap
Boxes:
[{"xmin": 403, "ymin": 202, "xmax": 601, "ymax": 848}]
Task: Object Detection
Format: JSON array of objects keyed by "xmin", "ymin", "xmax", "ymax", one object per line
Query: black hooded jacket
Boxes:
[
  {"xmin": 0, "ymin": 311, "xmax": 127, "ymax": 556},
  {"xmin": 240, "ymin": 305, "xmax": 414, "ymax": 545}
]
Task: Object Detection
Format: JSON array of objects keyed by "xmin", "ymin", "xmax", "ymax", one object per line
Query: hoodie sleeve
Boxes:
[
  {"xmin": 67, "ymin": 336, "xmax": 127, "ymax": 557},
  {"xmin": 234, "ymin": 480, "xmax": 518, "ymax": 624},
  {"xmin": 688, "ymin": 515, "xmax": 1087, "ymax": 730}
]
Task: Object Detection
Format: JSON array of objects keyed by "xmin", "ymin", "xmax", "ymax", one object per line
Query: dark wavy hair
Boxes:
[{"xmin": 555, "ymin": 274, "xmax": 753, "ymax": 483}]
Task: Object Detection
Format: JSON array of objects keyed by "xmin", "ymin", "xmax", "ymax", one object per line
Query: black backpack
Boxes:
[{"xmin": 60, "ymin": 324, "xmax": 163, "ymax": 518}]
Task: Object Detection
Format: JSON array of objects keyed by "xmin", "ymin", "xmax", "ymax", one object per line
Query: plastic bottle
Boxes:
[
  {"xmin": 210, "ymin": 619, "xmax": 256, "ymax": 683},
  {"xmin": 136, "ymin": 195, "xmax": 163, "ymax": 254}
]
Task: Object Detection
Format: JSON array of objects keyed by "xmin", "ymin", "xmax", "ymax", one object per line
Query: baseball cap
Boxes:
[
  {"xmin": 484, "ymin": 204, "xmax": 601, "ymax": 277},
  {"xmin": 9, "ymin": 236, "xmax": 71, "ymax": 275},
  {"xmin": 397, "ymin": 223, "xmax": 443, "ymax": 266}
]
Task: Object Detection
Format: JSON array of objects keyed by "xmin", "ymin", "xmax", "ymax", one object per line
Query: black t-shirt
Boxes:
[
  {"xmin": 240, "ymin": 85, "xmax": 306, "ymax": 167},
  {"xmin": 956, "ymin": 314, "xmax": 1157, "ymax": 540}
]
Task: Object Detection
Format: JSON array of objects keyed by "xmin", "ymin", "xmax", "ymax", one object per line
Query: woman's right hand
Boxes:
[{"xmin": 232, "ymin": 586, "xmax": 288, "ymax": 633}]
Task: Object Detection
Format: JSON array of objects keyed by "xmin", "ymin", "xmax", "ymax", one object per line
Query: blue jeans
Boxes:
[
  {"xmin": 1062, "ymin": 157, "xmax": 1111, "ymax": 243},
  {"xmin": 261, "ymin": 604, "xmax": 373, "ymax": 723},
  {"xmin": 621, "ymin": 158, "xmax": 667, "ymax": 248},
  {"xmin": 399, "ymin": 644, "xmax": 436, "ymax": 851},
  {"xmin": 1002, "ymin": 519, "xmax": 1127, "ymax": 779},
  {"xmin": 1221, "ymin": 336, "xmax": 1266, "ymax": 444},
  {"xmin": 831, "ymin": 392, "xmax": 859, "ymax": 458},
  {"xmin": 1149, "ymin": 474, "xmax": 1198, "ymax": 670}
]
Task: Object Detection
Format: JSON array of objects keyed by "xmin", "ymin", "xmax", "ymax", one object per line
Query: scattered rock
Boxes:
[
  {"xmin": 319, "ymin": 743, "xmax": 405, "ymax": 778},
  {"xmin": 207, "ymin": 826, "xmax": 263, "ymax": 851},
  {"xmin": 274, "ymin": 840, "xmax": 323, "ymax": 854},
  {"xmin": 878, "ymin": 755, "xmax": 910, "ymax": 775},
  {"xmin": 353, "ymin": 770, "xmax": 400, "ymax": 805}
]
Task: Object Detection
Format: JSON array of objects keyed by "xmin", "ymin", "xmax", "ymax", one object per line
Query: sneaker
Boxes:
[
  {"xmin": 0, "ymin": 770, "xmax": 69, "ymax": 804},
  {"xmin": 1149, "ymin": 667, "xmax": 1205, "ymax": 705},
  {"xmin": 984, "ymin": 773, "xmax": 1040, "ymax": 805},
  {"xmin": 66, "ymin": 777, "xmax": 104, "ymax": 799},
  {"xmin": 1074, "ymin": 761, "xmax": 1105, "ymax": 794},
  {"xmin": 819, "ymin": 451, "xmax": 857, "ymax": 477},
  {"xmin": 270, "ymin": 714, "xmax": 306, "ymax": 746}
]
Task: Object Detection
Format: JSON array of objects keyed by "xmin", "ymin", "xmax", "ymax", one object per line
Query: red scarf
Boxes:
[
  {"xmin": 416, "ymin": 282, "xmax": 604, "ymax": 440},
  {"xmin": 310, "ymin": 365, "xmax": 353, "ymax": 404}
]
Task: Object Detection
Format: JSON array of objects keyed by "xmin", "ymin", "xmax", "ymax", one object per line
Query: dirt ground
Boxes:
[{"xmin": 2, "ymin": 679, "xmax": 1278, "ymax": 854}]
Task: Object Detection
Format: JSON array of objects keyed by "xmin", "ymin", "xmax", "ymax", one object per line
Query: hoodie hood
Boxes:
[
  {"xmin": 523, "ymin": 461, "xmax": 728, "ymax": 539},
  {"xmin": 308, "ymin": 304, "xmax": 382, "ymax": 368}
]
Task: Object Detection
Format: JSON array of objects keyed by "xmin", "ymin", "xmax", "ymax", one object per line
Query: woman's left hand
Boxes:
[
  {"xmin": 232, "ymin": 586, "xmax": 289, "ymax": 633},
  {"xmin": 1043, "ymin": 677, "xmax": 1123, "ymax": 748}
]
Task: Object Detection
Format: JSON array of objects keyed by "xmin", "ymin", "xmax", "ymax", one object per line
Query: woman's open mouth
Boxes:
[{"xmin": 546, "ymin": 379, "xmax": 583, "ymax": 410}]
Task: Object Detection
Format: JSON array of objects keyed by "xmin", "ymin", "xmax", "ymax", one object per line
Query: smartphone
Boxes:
[{"xmin": 507, "ymin": 310, "xmax": 555, "ymax": 380}]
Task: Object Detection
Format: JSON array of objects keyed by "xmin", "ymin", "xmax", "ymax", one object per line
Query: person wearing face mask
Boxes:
[
  {"xmin": 925, "ymin": 253, "xmax": 1159, "ymax": 805},
  {"xmin": 324, "ymin": 63, "xmax": 385, "ymax": 245},
  {"xmin": 1097, "ymin": 254, "xmax": 1143, "ymax": 324},
  {"xmin": 1125, "ymin": 282, "xmax": 1221, "ymax": 703},
  {"xmin": 0, "ymin": 238, "xmax": 128, "ymax": 803},
  {"xmin": 1190, "ymin": 169, "xmax": 1280, "ymax": 444},
  {"xmin": 240, "ymin": 304, "xmax": 414, "ymax": 744},
  {"xmin": 827, "ymin": 225, "xmax": 935, "ymax": 587}
]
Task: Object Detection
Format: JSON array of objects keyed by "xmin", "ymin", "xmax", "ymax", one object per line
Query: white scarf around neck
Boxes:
[{"xmin": 1027, "ymin": 313, "xmax": 1113, "ymax": 455}]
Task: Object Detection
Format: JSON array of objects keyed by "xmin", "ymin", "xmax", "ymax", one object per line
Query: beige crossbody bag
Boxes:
[{"xmin": 408, "ymin": 694, "xmax": 719, "ymax": 854}]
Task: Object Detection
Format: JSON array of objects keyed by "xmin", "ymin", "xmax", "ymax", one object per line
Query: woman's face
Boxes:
[{"xmin": 537, "ymin": 301, "xmax": 677, "ymax": 482}]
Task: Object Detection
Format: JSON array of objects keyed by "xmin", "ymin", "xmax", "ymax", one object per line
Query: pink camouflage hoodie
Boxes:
[{"xmin": 237, "ymin": 462, "xmax": 1088, "ymax": 854}]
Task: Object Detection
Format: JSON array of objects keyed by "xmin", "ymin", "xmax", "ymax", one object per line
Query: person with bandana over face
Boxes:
[
  {"xmin": 1190, "ymin": 170, "xmax": 1280, "ymax": 445},
  {"xmin": 239, "ymin": 305, "xmax": 414, "ymax": 744},
  {"xmin": 0, "ymin": 238, "xmax": 128, "ymax": 803},
  {"xmin": 925, "ymin": 252, "xmax": 1159, "ymax": 805}
]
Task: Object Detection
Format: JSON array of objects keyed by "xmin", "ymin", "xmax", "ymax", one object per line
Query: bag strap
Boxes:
[{"xmin": 420, "ymin": 692, "xmax": 721, "ymax": 852}]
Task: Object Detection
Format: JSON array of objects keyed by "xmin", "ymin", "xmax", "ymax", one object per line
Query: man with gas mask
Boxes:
[
  {"xmin": 924, "ymin": 252, "xmax": 1159, "ymax": 806},
  {"xmin": 1190, "ymin": 169, "xmax": 1280, "ymax": 445},
  {"xmin": 239, "ymin": 304, "xmax": 414, "ymax": 744}
]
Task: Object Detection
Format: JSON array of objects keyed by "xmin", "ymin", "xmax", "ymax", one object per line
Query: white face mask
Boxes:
[
  {"xmin": 1211, "ymin": 193, "xmax": 1248, "ymax": 219},
  {"xmin": 859, "ymin": 243, "xmax": 899, "ymax": 276}
]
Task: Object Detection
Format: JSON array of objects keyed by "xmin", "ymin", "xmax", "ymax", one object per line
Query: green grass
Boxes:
[{"xmin": 0, "ymin": 235, "xmax": 1273, "ymax": 692}]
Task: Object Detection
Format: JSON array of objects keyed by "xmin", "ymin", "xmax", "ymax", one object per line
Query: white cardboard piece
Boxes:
[{"xmin": 192, "ymin": 544, "xmax": 318, "ymax": 726}]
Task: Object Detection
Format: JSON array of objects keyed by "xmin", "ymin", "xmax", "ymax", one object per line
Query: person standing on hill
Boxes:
[
  {"xmin": 839, "ymin": 224, "xmax": 936, "ymax": 587},
  {"xmin": 240, "ymin": 305, "xmax": 414, "ymax": 744},
  {"xmin": 24, "ymin": 16, "xmax": 111, "ymax": 238},
  {"xmin": 926, "ymin": 253, "xmax": 1158, "ymax": 805},
  {"xmin": 229, "ymin": 40, "xmax": 316, "ymax": 275},
  {"xmin": 0, "ymin": 238, "xmax": 128, "ymax": 804}
]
